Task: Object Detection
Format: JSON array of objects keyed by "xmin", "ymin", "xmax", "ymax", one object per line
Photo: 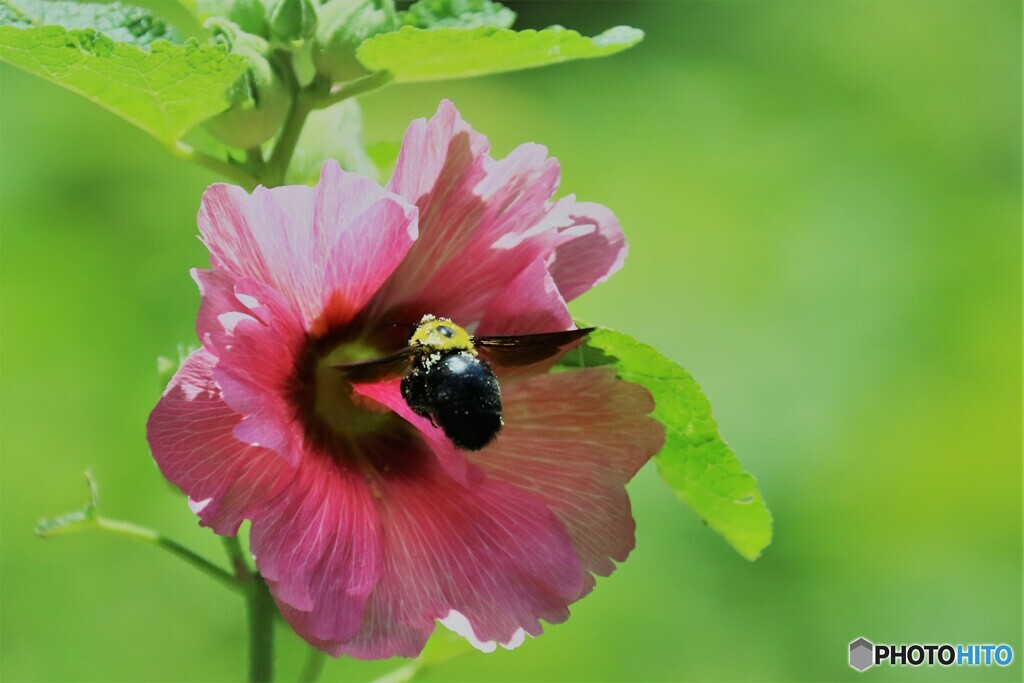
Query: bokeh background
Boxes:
[{"xmin": 1, "ymin": 1, "xmax": 1021, "ymax": 681}]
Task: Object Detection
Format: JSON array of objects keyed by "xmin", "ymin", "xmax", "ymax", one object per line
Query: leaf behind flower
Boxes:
[
  {"xmin": 558, "ymin": 327, "xmax": 773, "ymax": 561},
  {"xmin": 356, "ymin": 24, "xmax": 643, "ymax": 83}
]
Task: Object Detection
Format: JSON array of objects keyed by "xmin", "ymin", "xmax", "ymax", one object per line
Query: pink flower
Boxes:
[{"xmin": 147, "ymin": 101, "xmax": 664, "ymax": 659}]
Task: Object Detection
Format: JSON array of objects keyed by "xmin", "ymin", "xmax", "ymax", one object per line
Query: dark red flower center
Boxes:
[{"xmin": 287, "ymin": 324, "xmax": 423, "ymax": 475}]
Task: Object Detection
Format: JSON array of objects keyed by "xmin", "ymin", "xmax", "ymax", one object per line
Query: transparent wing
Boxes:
[{"xmin": 473, "ymin": 328, "xmax": 595, "ymax": 366}]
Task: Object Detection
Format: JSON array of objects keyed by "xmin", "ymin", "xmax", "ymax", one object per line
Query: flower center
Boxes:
[{"xmin": 289, "ymin": 332, "xmax": 408, "ymax": 459}]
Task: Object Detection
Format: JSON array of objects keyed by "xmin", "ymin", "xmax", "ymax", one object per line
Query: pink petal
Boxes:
[
  {"xmin": 476, "ymin": 258, "xmax": 572, "ymax": 337},
  {"xmin": 192, "ymin": 268, "xmax": 245, "ymax": 357},
  {"xmin": 372, "ymin": 101, "xmax": 626, "ymax": 326},
  {"xmin": 308, "ymin": 442, "xmax": 584, "ymax": 659},
  {"xmin": 352, "ymin": 380, "xmax": 481, "ymax": 488},
  {"xmin": 314, "ymin": 163, "xmax": 419, "ymax": 332},
  {"xmin": 211, "ymin": 278, "xmax": 308, "ymax": 466},
  {"xmin": 370, "ymin": 105, "xmax": 492, "ymax": 322},
  {"xmin": 376, "ymin": 137, "xmax": 559, "ymax": 324},
  {"xmin": 473, "ymin": 143, "xmax": 561, "ymax": 244},
  {"xmin": 197, "ymin": 181, "xmax": 313, "ymax": 305},
  {"xmin": 387, "ymin": 99, "xmax": 489, "ymax": 205},
  {"xmin": 401, "ymin": 145, "xmax": 565, "ymax": 325},
  {"xmin": 146, "ymin": 349, "xmax": 296, "ymax": 535},
  {"xmin": 253, "ymin": 452, "xmax": 382, "ymax": 641},
  {"xmin": 198, "ymin": 162, "xmax": 417, "ymax": 329},
  {"xmin": 547, "ymin": 201, "xmax": 628, "ymax": 302},
  {"xmin": 442, "ymin": 194, "xmax": 626, "ymax": 320},
  {"xmin": 470, "ymin": 369, "xmax": 664, "ymax": 582},
  {"xmin": 475, "ymin": 258, "xmax": 575, "ymax": 381}
]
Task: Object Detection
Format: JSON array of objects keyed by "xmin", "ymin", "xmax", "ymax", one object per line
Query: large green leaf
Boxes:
[
  {"xmin": 356, "ymin": 24, "xmax": 643, "ymax": 82},
  {"xmin": 559, "ymin": 328, "xmax": 773, "ymax": 560},
  {"xmin": 2, "ymin": 0, "xmax": 177, "ymax": 45},
  {"xmin": 0, "ymin": 1, "xmax": 246, "ymax": 144}
]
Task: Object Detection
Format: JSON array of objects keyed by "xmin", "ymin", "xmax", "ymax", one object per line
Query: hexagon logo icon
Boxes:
[{"xmin": 850, "ymin": 637, "xmax": 875, "ymax": 671}]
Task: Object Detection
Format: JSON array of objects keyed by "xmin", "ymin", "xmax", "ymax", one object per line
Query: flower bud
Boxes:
[
  {"xmin": 194, "ymin": 0, "xmax": 268, "ymax": 36},
  {"xmin": 312, "ymin": 0, "xmax": 396, "ymax": 83},
  {"xmin": 265, "ymin": 0, "xmax": 318, "ymax": 43},
  {"xmin": 203, "ymin": 18, "xmax": 291, "ymax": 149}
]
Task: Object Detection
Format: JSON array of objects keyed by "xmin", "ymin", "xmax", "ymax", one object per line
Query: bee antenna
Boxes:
[{"xmin": 380, "ymin": 322, "xmax": 416, "ymax": 331}]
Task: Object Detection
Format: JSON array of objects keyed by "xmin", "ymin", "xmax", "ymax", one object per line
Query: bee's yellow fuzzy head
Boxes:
[{"xmin": 409, "ymin": 314, "xmax": 475, "ymax": 353}]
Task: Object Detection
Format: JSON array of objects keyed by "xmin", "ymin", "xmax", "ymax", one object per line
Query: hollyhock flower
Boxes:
[{"xmin": 147, "ymin": 100, "xmax": 665, "ymax": 659}]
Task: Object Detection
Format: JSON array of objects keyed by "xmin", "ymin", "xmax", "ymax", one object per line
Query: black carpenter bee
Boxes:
[{"xmin": 332, "ymin": 315, "xmax": 593, "ymax": 450}]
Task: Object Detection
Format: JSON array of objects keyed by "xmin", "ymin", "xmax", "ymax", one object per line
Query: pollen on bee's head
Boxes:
[{"xmin": 410, "ymin": 314, "xmax": 475, "ymax": 353}]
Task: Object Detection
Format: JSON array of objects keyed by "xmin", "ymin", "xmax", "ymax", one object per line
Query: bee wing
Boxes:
[
  {"xmin": 473, "ymin": 328, "xmax": 595, "ymax": 366},
  {"xmin": 331, "ymin": 347, "xmax": 415, "ymax": 383}
]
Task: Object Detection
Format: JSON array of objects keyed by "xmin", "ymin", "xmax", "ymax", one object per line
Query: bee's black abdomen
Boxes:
[
  {"xmin": 400, "ymin": 351, "xmax": 503, "ymax": 451},
  {"xmin": 433, "ymin": 354, "xmax": 503, "ymax": 450},
  {"xmin": 400, "ymin": 365, "xmax": 433, "ymax": 420}
]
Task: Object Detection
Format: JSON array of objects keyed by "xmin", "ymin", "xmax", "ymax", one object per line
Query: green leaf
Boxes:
[
  {"xmin": 356, "ymin": 24, "xmax": 643, "ymax": 82},
  {"xmin": 374, "ymin": 627, "xmax": 477, "ymax": 683},
  {"xmin": 0, "ymin": 8, "xmax": 247, "ymax": 144},
  {"xmin": 35, "ymin": 470, "xmax": 100, "ymax": 537},
  {"xmin": 418, "ymin": 626, "xmax": 476, "ymax": 667},
  {"xmin": 2, "ymin": 0, "xmax": 177, "ymax": 46},
  {"xmin": 559, "ymin": 328, "xmax": 773, "ymax": 560},
  {"xmin": 400, "ymin": 0, "xmax": 515, "ymax": 30},
  {"xmin": 286, "ymin": 99, "xmax": 379, "ymax": 184}
]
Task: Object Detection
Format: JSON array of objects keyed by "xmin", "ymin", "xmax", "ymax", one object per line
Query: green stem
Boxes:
[
  {"xmin": 265, "ymin": 55, "xmax": 320, "ymax": 187},
  {"xmin": 38, "ymin": 515, "xmax": 242, "ymax": 595},
  {"xmin": 313, "ymin": 71, "xmax": 394, "ymax": 110},
  {"xmin": 168, "ymin": 142, "xmax": 261, "ymax": 189},
  {"xmin": 378, "ymin": 0, "xmax": 398, "ymax": 27},
  {"xmin": 265, "ymin": 94, "xmax": 313, "ymax": 186},
  {"xmin": 248, "ymin": 573, "xmax": 276, "ymax": 683},
  {"xmin": 221, "ymin": 535, "xmax": 276, "ymax": 681},
  {"xmin": 222, "ymin": 534, "xmax": 253, "ymax": 582},
  {"xmin": 246, "ymin": 146, "xmax": 267, "ymax": 175},
  {"xmin": 298, "ymin": 647, "xmax": 327, "ymax": 683},
  {"xmin": 263, "ymin": 70, "xmax": 391, "ymax": 186}
]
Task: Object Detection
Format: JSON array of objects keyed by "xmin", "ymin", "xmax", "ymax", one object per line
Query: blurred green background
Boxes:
[{"xmin": 1, "ymin": 1, "xmax": 1021, "ymax": 681}]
